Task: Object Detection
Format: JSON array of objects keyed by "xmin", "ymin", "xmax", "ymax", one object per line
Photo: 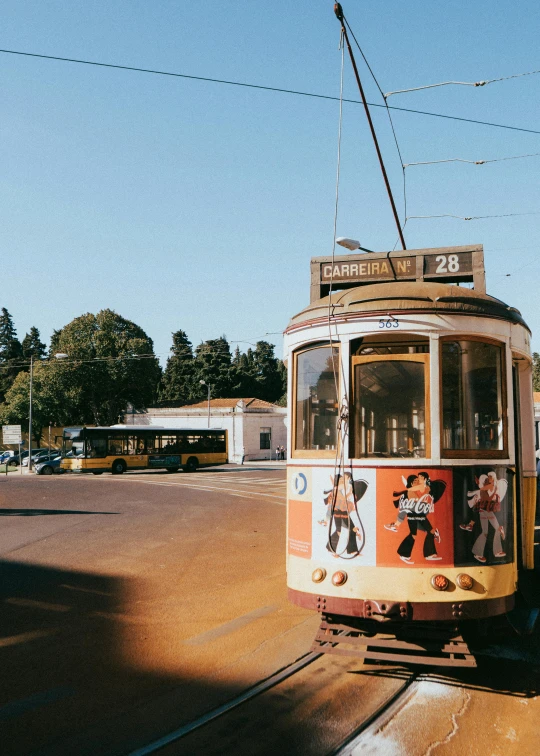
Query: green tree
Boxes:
[
  {"xmin": 533, "ymin": 352, "xmax": 540, "ymax": 392},
  {"xmin": 22, "ymin": 326, "xmax": 47, "ymax": 361},
  {"xmin": 51, "ymin": 309, "xmax": 162, "ymax": 425},
  {"xmin": 160, "ymin": 330, "xmax": 198, "ymax": 404},
  {"xmin": 0, "ymin": 363, "xmax": 65, "ymax": 446},
  {"xmin": 0, "ymin": 307, "xmax": 23, "ymax": 402},
  {"xmin": 250, "ymin": 341, "xmax": 286, "ymax": 403},
  {"xmin": 193, "ymin": 336, "xmax": 234, "ymax": 398}
]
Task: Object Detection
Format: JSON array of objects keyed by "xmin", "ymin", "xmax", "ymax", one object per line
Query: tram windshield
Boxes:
[
  {"xmin": 441, "ymin": 339, "xmax": 505, "ymax": 453},
  {"xmin": 295, "ymin": 345, "xmax": 339, "ymax": 451},
  {"xmin": 352, "ymin": 356, "xmax": 427, "ymax": 457}
]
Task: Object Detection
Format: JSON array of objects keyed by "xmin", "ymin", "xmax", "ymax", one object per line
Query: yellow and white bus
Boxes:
[{"xmin": 60, "ymin": 426, "xmax": 228, "ymax": 474}]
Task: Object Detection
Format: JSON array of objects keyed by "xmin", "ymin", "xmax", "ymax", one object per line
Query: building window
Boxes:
[
  {"xmin": 352, "ymin": 354, "xmax": 429, "ymax": 458},
  {"xmin": 294, "ymin": 344, "xmax": 339, "ymax": 453},
  {"xmin": 441, "ymin": 339, "xmax": 506, "ymax": 455},
  {"xmin": 260, "ymin": 427, "xmax": 271, "ymax": 449}
]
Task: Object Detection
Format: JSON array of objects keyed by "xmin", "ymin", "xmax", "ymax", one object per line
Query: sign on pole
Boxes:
[{"xmin": 2, "ymin": 425, "xmax": 22, "ymax": 444}]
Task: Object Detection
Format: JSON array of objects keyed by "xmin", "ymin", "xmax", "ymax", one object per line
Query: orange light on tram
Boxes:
[
  {"xmin": 430, "ymin": 574, "xmax": 449, "ymax": 591},
  {"xmin": 332, "ymin": 571, "xmax": 348, "ymax": 586},
  {"xmin": 456, "ymin": 573, "xmax": 474, "ymax": 590},
  {"xmin": 312, "ymin": 568, "xmax": 327, "ymax": 583}
]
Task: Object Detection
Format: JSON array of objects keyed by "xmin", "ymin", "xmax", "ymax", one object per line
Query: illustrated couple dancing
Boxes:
[
  {"xmin": 385, "ymin": 472, "xmax": 446, "ymax": 564},
  {"xmin": 460, "ymin": 471, "xmax": 507, "ymax": 563}
]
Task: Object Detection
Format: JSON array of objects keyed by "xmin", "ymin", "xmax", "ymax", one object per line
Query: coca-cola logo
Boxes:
[{"xmin": 398, "ymin": 493, "xmax": 434, "ymax": 515}]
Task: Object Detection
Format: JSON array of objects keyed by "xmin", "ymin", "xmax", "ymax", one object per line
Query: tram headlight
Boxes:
[
  {"xmin": 332, "ymin": 571, "xmax": 348, "ymax": 586},
  {"xmin": 456, "ymin": 573, "xmax": 474, "ymax": 590},
  {"xmin": 430, "ymin": 574, "xmax": 449, "ymax": 591},
  {"xmin": 312, "ymin": 568, "xmax": 327, "ymax": 583}
]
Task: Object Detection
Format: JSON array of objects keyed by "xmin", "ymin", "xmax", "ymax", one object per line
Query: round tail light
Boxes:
[
  {"xmin": 312, "ymin": 568, "xmax": 326, "ymax": 583},
  {"xmin": 332, "ymin": 571, "xmax": 348, "ymax": 586},
  {"xmin": 431, "ymin": 574, "xmax": 449, "ymax": 591},
  {"xmin": 456, "ymin": 573, "xmax": 474, "ymax": 590}
]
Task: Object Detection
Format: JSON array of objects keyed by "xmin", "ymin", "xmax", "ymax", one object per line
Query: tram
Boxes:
[{"xmin": 284, "ymin": 244, "xmax": 537, "ymax": 665}]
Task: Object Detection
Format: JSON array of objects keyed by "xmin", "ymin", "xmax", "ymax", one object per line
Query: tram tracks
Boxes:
[{"xmin": 128, "ymin": 649, "xmax": 419, "ymax": 756}]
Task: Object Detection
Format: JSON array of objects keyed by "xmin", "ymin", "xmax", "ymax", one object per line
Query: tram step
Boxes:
[{"xmin": 312, "ymin": 615, "xmax": 477, "ymax": 668}]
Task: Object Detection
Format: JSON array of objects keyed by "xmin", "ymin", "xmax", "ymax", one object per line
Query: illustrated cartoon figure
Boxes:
[
  {"xmin": 391, "ymin": 472, "xmax": 446, "ymax": 564},
  {"xmin": 384, "ymin": 474, "xmax": 417, "ymax": 532},
  {"xmin": 319, "ymin": 472, "xmax": 368, "ymax": 558},
  {"xmin": 464, "ymin": 471, "xmax": 507, "ymax": 563}
]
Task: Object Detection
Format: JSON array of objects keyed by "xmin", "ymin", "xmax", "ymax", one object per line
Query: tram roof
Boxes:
[{"xmin": 287, "ymin": 281, "xmax": 529, "ymax": 331}]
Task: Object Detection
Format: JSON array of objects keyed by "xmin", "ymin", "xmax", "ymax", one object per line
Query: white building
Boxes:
[{"xmin": 129, "ymin": 398, "xmax": 287, "ymax": 463}]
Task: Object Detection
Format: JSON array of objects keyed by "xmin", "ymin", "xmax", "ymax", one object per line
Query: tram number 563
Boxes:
[
  {"xmin": 435, "ymin": 254, "xmax": 460, "ymax": 273},
  {"xmin": 379, "ymin": 317, "xmax": 399, "ymax": 329}
]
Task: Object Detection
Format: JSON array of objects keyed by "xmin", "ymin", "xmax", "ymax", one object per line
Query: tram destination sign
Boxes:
[{"xmin": 311, "ymin": 245, "xmax": 484, "ymax": 302}]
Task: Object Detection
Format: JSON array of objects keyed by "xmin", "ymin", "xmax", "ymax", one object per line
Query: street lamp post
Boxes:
[
  {"xmin": 28, "ymin": 352, "xmax": 68, "ymax": 473},
  {"xmin": 199, "ymin": 380, "xmax": 211, "ymax": 428}
]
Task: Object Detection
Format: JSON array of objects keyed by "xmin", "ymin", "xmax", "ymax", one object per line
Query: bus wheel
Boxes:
[
  {"xmin": 111, "ymin": 460, "xmax": 126, "ymax": 475},
  {"xmin": 184, "ymin": 457, "xmax": 198, "ymax": 473}
]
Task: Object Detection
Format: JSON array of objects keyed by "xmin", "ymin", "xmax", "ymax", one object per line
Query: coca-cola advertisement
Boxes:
[{"xmin": 376, "ymin": 468, "xmax": 454, "ymax": 566}]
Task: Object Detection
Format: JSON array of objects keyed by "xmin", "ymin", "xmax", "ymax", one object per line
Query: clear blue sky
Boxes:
[{"xmin": 3, "ymin": 0, "xmax": 540, "ymax": 361}]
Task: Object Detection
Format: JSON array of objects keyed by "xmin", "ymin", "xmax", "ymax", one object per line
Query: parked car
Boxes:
[
  {"xmin": 1, "ymin": 449, "xmax": 30, "ymax": 467},
  {"xmin": 22, "ymin": 448, "xmax": 53, "ymax": 467},
  {"xmin": 34, "ymin": 455, "xmax": 63, "ymax": 475}
]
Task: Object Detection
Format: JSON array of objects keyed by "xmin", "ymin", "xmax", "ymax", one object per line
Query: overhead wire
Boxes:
[
  {"xmin": 406, "ymin": 211, "xmax": 540, "ymax": 222},
  {"xmin": 385, "ymin": 67, "xmax": 540, "ymax": 97},
  {"xmin": 0, "ymin": 47, "xmax": 539, "ymax": 135},
  {"xmin": 404, "ymin": 152, "xmax": 540, "ymax": 168},
  {"xmin": 0, "ymin": 338, "xmax": 287, "ymax": 372}
]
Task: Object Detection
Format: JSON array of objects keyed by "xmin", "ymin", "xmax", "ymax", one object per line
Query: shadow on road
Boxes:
[{"xmin": 0, "ymin": 509, "xmax": 118, "ymax": 517}]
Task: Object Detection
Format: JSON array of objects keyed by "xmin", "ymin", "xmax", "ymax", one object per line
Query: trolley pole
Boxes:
[{"xmin": 334, "ymin": 3, "xmax": 406, "ymax": 250}]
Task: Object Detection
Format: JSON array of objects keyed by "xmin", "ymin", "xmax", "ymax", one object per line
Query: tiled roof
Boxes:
[{"xmin": 180, "ymin": 398, "xmax": 280, "ymax": 410}]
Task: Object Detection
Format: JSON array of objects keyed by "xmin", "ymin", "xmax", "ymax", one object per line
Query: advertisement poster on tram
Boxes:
[
  {"xmin": 310, "ymin": 468, "xmax": 377, "ymax": 565},
  {"xmin": 452, "ymin": 466, "xmax": 514, "ymax": 566},
  {"xmin": 375, "ymin": 468, "xmax": 454, "ymax": 567}
]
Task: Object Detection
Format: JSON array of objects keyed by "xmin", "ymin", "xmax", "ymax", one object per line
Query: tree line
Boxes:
[{"xmin": 0, "ymin": 307, "xmax": 287, "ymax": 445}]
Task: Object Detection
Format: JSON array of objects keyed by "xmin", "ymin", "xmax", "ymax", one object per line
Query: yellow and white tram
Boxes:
[{"xmin": 284, "ymin": 245, "xmax": 536, "ymax": 664}]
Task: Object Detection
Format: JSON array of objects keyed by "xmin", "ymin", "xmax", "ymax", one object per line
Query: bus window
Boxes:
[
  {"xmin": 294, "ymin": 344, "xmax": 339, "ymax": 452},
  {"xmin": 441, "ymin": 339, "xmax": 505, "ymax": 454},
  {"xmin": 159, "ymin": 435, "xmax": 179, "ymax": 453},
  {"xmin": 352, "ymin": 354, "xmax": 428, "ymax": 458},
  {"xmin": 87, "ymin": 437, "xmax": 107, "ymax": 458},
  {"xmin": 108, "ymin": 436, "xmax": 128, "ymax": 455},
  {"xmin": 128, "ymin": 436, "xmax": 146, "ymax": 454}
]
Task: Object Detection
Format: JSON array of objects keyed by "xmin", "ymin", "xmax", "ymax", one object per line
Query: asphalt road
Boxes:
[{"xmin": 0, "ymin": 466, "xmax": 317, "ymax": 756}]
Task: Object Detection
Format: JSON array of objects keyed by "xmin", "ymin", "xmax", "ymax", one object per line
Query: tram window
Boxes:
[
  {"xmin": 352, "ymin": 335, "xmax": 429, "ymax": 356},
  {"xmin": 294, "ymin": 345, "xmax": 339, "ymax": 453},
  {"xmin": 441, "ymin": 339, "xmax": 505, "ymax": 454},
  {"xmin": 352, "ymin": 355, "xmax": 428, "ymax": 458}
]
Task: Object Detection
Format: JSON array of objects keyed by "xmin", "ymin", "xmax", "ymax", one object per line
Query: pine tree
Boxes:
[
  {"xmin": 22, "ymin": 326, "xmax": 46, "ymax": 361},
  {"xmin": 251, "ymin": 341, "xmax": 286, "ymax": 403},
  {"xmin": 160, "ymin": 330, "xmax": 198, "ymax": 404},
  {"xmin": 194, "ymin": 336, "xmax": 234, "ymax": 398},
  {"xmin": 0, "ymin": 307, "xmax": 23, "ymax": 402}
]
